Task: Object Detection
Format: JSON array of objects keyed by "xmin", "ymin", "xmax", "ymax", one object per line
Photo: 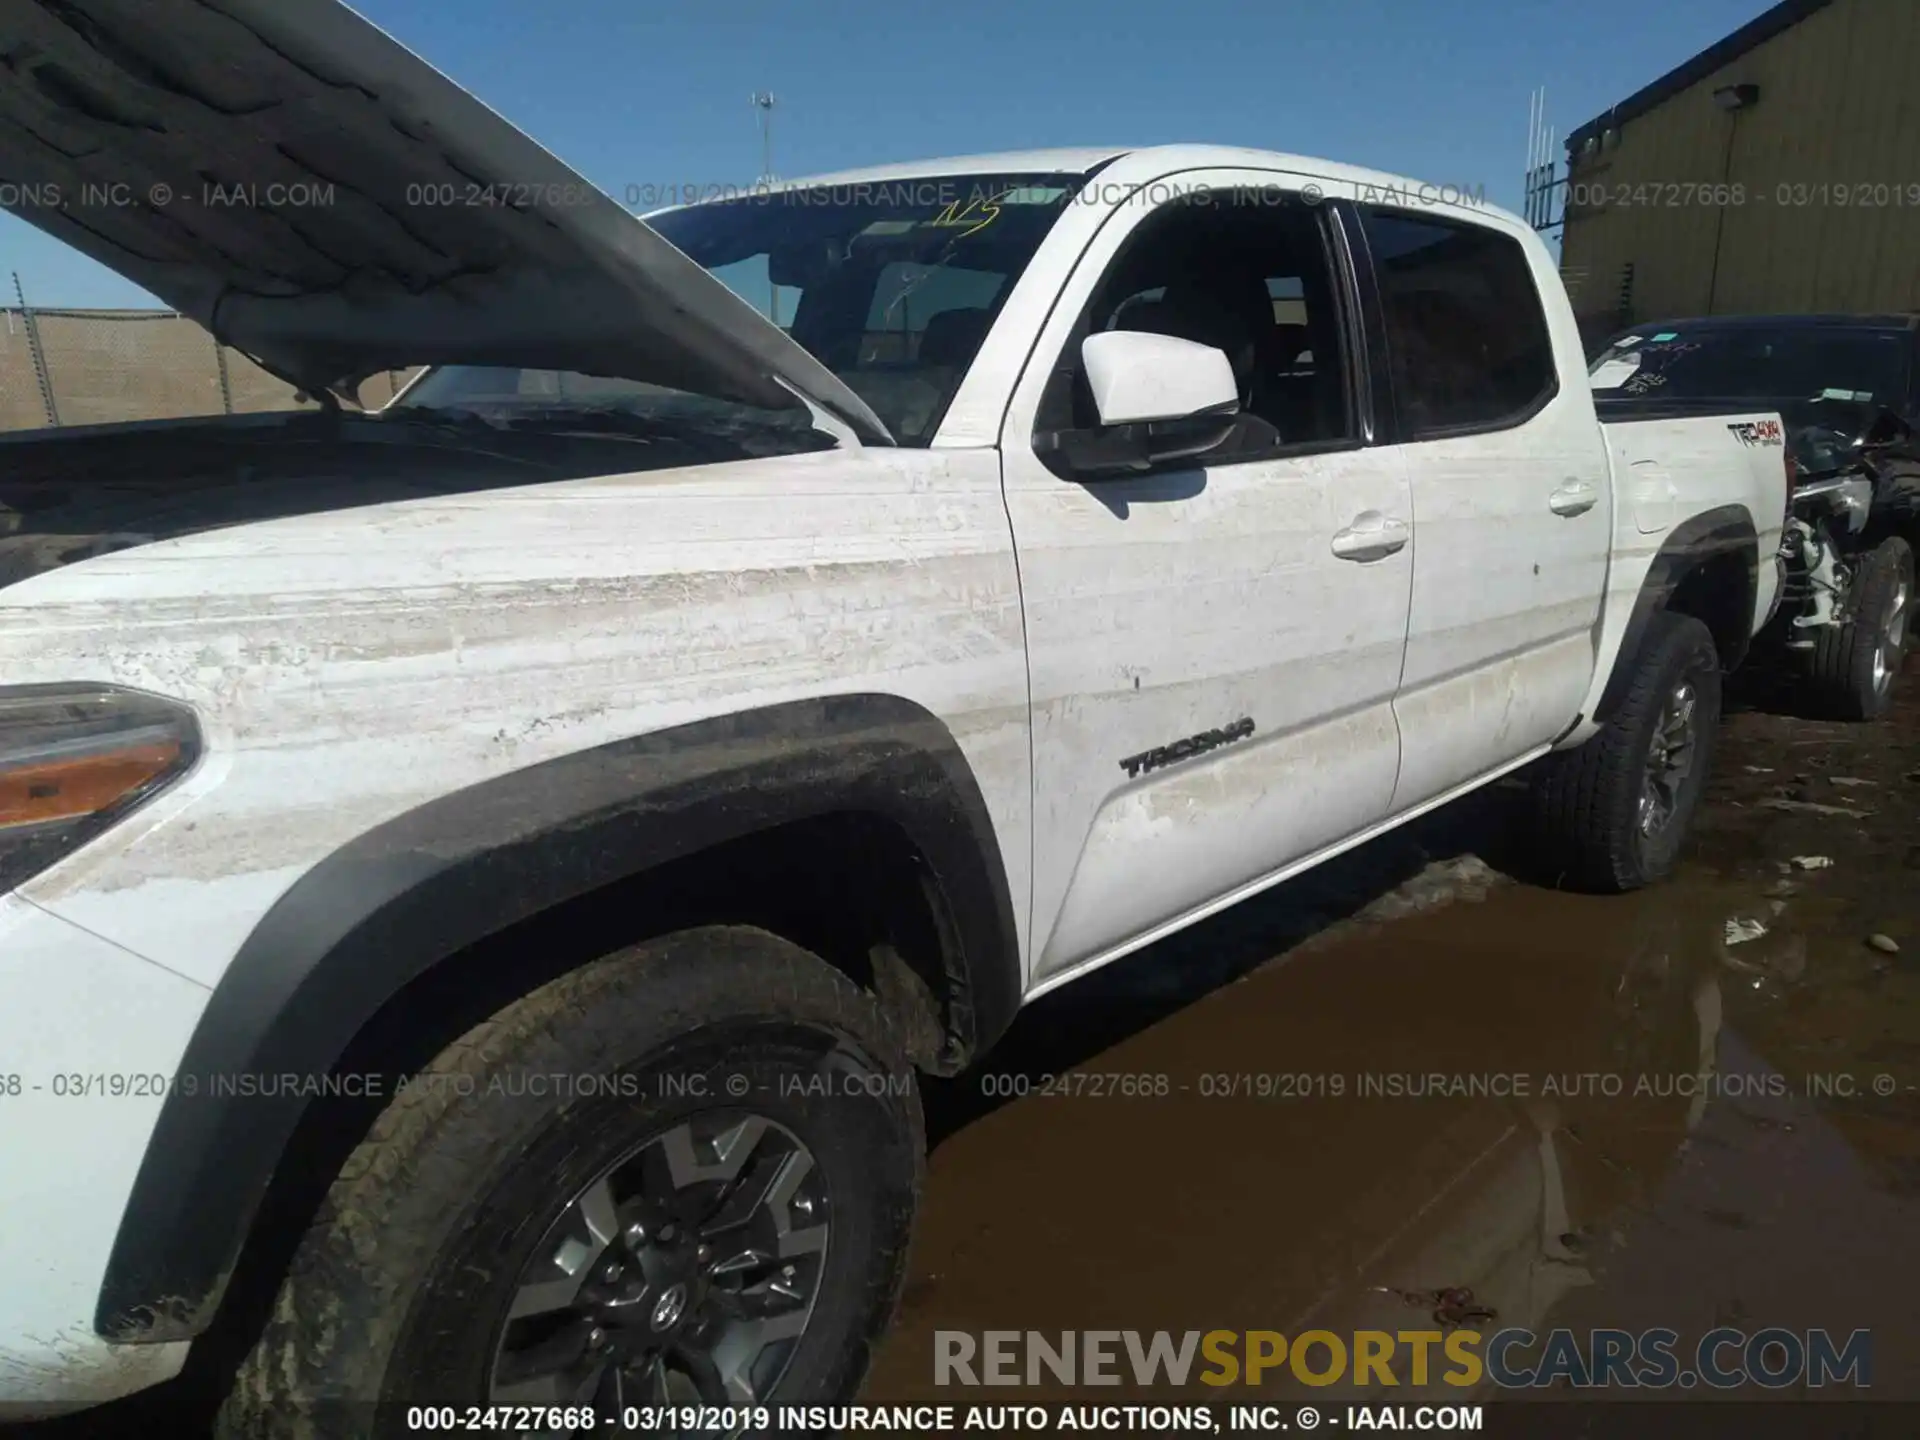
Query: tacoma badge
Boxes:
[{"xmin": 1119, "ymin": 717, "xmax": 1256, "ymax": 778}]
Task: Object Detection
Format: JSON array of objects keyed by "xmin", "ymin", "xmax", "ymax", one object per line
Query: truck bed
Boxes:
[{"xmin": 1596, "ymin": 403, "xmax": 1789, "ymax": 653}]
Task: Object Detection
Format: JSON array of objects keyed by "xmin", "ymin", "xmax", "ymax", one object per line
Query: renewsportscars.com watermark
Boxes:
[{"xmin": 934, "ymin": 1328, "xmax": 1873, "ymax": 1390}]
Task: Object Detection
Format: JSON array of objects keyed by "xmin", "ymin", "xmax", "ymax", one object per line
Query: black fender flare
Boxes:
[
  {"xmin": 1593, "ymin": 504, "xmax": 1759, "ymax": 723},
  {"xmin": 95, "ymin": 694, "xmax": 1021, "ymax": 1342}
]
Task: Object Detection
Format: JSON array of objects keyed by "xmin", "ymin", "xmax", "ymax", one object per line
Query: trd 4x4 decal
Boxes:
[{"xmin": 1727, "ymin": 419, "xmax": 1785, "ymax": 447}]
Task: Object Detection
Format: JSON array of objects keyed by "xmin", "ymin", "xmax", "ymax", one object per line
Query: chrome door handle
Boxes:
[
  {"xmin": 1549, "ymin": 479, "xmax": 1599, "ymax": 517},
  {"xmin": 1330, "ymin": 511, "xmax": 1410, "ymax": 562}
]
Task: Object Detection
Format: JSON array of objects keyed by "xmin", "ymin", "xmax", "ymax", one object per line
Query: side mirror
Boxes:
[
  {"xmin": 1036, "ymin": 330, "xmax": 1243, "ymax": 479},
  {"xmin": 1082, "ymin": 329, "xmax": 1239, "ymax": 426}
]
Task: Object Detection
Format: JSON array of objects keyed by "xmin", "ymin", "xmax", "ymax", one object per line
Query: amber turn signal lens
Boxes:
[
  {"xmin": 0, "ymin": 741, "xmax": 185, "ymax": 829},
  {"xmin": 0, "ymin": 685, "xmax": 200, "ymax": 895}
]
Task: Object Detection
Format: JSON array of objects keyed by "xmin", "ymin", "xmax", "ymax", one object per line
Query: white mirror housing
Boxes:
[{"xmin": 1080, "ymin": 330, "xmax": 1240, "ymax": 428}]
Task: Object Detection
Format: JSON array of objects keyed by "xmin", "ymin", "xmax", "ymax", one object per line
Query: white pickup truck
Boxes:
[{"xmin": 0, "ymin": 1, "xmax": 1787, "ymax": 1434}]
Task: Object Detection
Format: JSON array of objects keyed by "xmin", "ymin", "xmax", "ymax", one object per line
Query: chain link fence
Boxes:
[{"xmin": 1, "ymin": 302, "xmax": 418, "ymax": 433}]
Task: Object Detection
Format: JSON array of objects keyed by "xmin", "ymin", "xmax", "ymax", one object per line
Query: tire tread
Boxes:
[
  {"xmin": 1808, "ymin": 536, "xmax": 1912, "ymax": 721},
  {"xmin": 1530, "ymin": 611, "xmax": 1720, "ymax": 894},
  {"xmin": 217, "ymin": 927, "xmax": 922, "ymax": 1440}
]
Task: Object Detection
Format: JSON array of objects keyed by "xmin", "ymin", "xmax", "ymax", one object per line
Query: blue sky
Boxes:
[{"xmin": 3, "ymin": 0, "xmax": 1773, "ymax": 307}]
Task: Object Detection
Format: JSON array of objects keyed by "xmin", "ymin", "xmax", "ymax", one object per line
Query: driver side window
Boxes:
[{"xmin": 1034, "ymin": 188, "xmax": 1357, "ymax": 459}]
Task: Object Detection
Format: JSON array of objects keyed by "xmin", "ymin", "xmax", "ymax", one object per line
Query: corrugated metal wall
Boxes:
[{"xmin": 1562, "ymin": 0, "xmax": 1920, "ymax": 333}]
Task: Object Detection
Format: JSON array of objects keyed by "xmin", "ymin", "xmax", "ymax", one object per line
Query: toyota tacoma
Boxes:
[{"xmin": 0, "ymin": 1, "xmax": 1786, "ymax": 1434}]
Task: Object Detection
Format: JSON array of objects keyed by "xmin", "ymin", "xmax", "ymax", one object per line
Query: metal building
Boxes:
[{"xmin": 1558, "ymin": 0, "xmax": 1920, "ymax": 344}]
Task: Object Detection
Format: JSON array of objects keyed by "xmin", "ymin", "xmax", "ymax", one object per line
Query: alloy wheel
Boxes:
[
  {"xmin": 1637, "ymin": 677, "xmax": 1698, "ymax": 837},
  {"xmin": 488, "ymin": 1110, "xmax": 829, "ymax": 1435},
  {"xmin": 1872, "ymin": 576, "xmax": 1910, "ymax": 696}
]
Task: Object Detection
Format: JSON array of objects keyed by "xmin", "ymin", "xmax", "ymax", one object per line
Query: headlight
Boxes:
[{"xmin": 0, "ymin": 684, "xmax": 201, "ymax": 895}]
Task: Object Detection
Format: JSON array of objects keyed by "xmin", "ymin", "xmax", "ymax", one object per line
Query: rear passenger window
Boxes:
[{"xmin": 1358, "ymin": 208, "xmax": 1556, "ymax": 436}]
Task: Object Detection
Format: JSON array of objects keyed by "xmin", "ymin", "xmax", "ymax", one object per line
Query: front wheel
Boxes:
[
  {"xmin": 1808, "ymin": 535, "xmax": 1913, "ymax": 720},
  {"xmin": 217, "ymin": 927, "xmax": 924, "ymax": 1440},
  {"xmin": 1527, "ymin": 611, "xmax": 1722, "ymax": 893}
]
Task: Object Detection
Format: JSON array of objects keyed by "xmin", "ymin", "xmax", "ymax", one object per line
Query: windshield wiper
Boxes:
[
  {"xmin": 500, "ymin": 406, "xmax": 776, "ymax": 447},
  {"xmin": 393, "ymin": 399, "xmax": 840, "ymax": 451},
  {"xmin": 386, "ymin": 403, "xmax": 673, "ymax": 445}
]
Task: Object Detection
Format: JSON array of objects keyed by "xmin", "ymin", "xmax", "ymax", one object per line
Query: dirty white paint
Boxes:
[
  {"xmin": 1025, "ymin": 742, "xmax": 1553, "ymax": 1003},
  {"xmin": 2, "ymin": 447, "xmax": 1035, "ymax": 987},
  {"xmin": 991, "ymin": 163, "xmax": 1417, "ymax": 979},
  {"xmin": 1003, "ymin": 424, "xmax": 1416, "ymax": 979},
  {"xmin": 1389, "ymin": 209, "xmax": 1615, "ymax": 803},
  {"xmin": 979, "ymin": 158, "xmax": 1784, "ymax": 975},
  {"xmin": 1563, "ymin": 411, "xmax": 1787, "ymax": 748},
  {"xmin": 0, "ymin": 140, "xmax": 1792, "ymax": 1410},
  {"xmin": 0, "ymin": 896, "xmax": 200, "ymax": 1410},
  {"xmin": 1390, "ymin": 633, "xmax": 1595, "ymax": 813},
  {"xmin": 1042, "ymin": 704, "xmax": 1401, "ymax": 971},
  {"xmin": 1626, "ymin": 457, "xmax": 1679, "ymax": 536}
]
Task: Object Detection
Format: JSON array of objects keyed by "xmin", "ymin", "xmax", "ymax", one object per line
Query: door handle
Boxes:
[
  {"xmin": 1330, "ymin": 511, "xmax": 1410, "ymax": 562},
  {"xmin": 1549, "ymin": 479, "xmax": 1599, "ymax": 517}
]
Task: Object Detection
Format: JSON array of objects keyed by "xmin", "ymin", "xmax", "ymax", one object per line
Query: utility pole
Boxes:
[
  {"xmin": 752, "ymin": 92, "xmax": 782, "ymax": 327},
  {"xmin": 752, "ymin": 91, "xmax": 777, "ymax": 185}
]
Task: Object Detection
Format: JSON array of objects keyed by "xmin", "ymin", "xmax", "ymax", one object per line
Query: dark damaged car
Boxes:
[{"xmin": 1590, "ymin": 315, "xmax": 1920, "ymax": 719}]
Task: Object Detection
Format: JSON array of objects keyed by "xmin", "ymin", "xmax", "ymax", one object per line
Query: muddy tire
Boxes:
[
  {"xmin": 1527, "ymin": 611, "xmax": 1722, "ymax": 894},
  {"xmin": 1809, "ymin": 535, "xmax": 1913, "ymax": 721},
  {"xmin": 215, "ymin": 926, "xmax": 923, "ymax": 1440}
]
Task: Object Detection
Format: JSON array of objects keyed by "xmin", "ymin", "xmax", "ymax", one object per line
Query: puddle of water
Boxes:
[{"xmin": 870, "ymin": 678, "xmax": 1920, "ymax": 1405}]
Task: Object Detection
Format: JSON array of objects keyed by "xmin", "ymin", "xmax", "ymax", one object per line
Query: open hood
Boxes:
[{"xmin": 0, "ymin": 0, "xmax": 890, "ymax": 439}]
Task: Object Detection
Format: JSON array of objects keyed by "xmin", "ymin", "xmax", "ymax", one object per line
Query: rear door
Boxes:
[
  {"xmin": 1349, "ymin": 204, "xmax": 1613, "ymax": 811},
  {"xmin": 998, "ymin": 172, "xmax": 1414, "ymax": 986}
]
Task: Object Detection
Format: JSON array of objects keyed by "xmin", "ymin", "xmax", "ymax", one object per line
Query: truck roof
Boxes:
[
  {"xmin": 759, "ymin": 145, "xmax": 1531, "ymax": 232},
  {"xmin": 768, "ymin": 148, "xmax": 1133, "ymax": 186}
]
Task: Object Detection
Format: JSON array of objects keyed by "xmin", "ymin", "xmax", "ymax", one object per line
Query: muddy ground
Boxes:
[
  {"xmin": 15, "ymin": 665, "xmax": 1919, "ymax": 1434},
  {"xmin": 865, "ymin": 666, "xmax": 1920, "ymax": 1413}
]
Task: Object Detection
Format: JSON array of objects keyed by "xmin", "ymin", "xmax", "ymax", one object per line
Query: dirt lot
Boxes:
[
  {"xmin": 13, "ymin": 664, "xmax": 1918, "ymax": 1433},
  {"xmin": 865, "ymin": 665, "xmax": 1920, "ymax": 1411}
]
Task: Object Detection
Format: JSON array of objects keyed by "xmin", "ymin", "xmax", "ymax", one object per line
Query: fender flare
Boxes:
[
  {"xmin": 1593, "ymin": 504, "xmax": 1759, "ymax": 724},
  {"xmin": 94, "ymin": 694, "xmax": 1021, "ymax": 1342}
]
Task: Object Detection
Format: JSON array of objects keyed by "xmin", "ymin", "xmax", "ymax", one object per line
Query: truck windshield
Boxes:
[
  {"xmin": 1589, "ymin": 326, "xmax": 1909, "ymax": 407},
  {"xmin": 397, "ymin": 173, "xmax": 1082, "ymax": 445}
]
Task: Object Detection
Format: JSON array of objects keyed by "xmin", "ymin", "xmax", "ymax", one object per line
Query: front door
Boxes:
[{"xmin": 998, "ymin": 171, "xmax": 1416, "ymax": 987}]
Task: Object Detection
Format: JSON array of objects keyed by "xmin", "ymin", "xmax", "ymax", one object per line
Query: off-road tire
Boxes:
[
  {"xmin": 1527, "ymin": 611, "xmax": 1722, "ymax": 894},
  {"xmin": 215, "ymin": 926, "xmax": 924, "ymax": 1440},
  {"xmin": 1809, "ymin": 535, "xmax": 1913, "ymax": 721}
]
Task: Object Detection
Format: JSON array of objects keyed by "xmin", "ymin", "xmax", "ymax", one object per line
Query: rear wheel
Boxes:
[
  {"xmin": 1527, "ymin": 611, "xmax": 1722, "ymax": 893},
  {"xmin": 1809, "ymin": 535, "xmax": 1912, "ymax": 720},
  {"xmin": 217, "ymin": 927, "xmax": 923, "ymax": 1440}
]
